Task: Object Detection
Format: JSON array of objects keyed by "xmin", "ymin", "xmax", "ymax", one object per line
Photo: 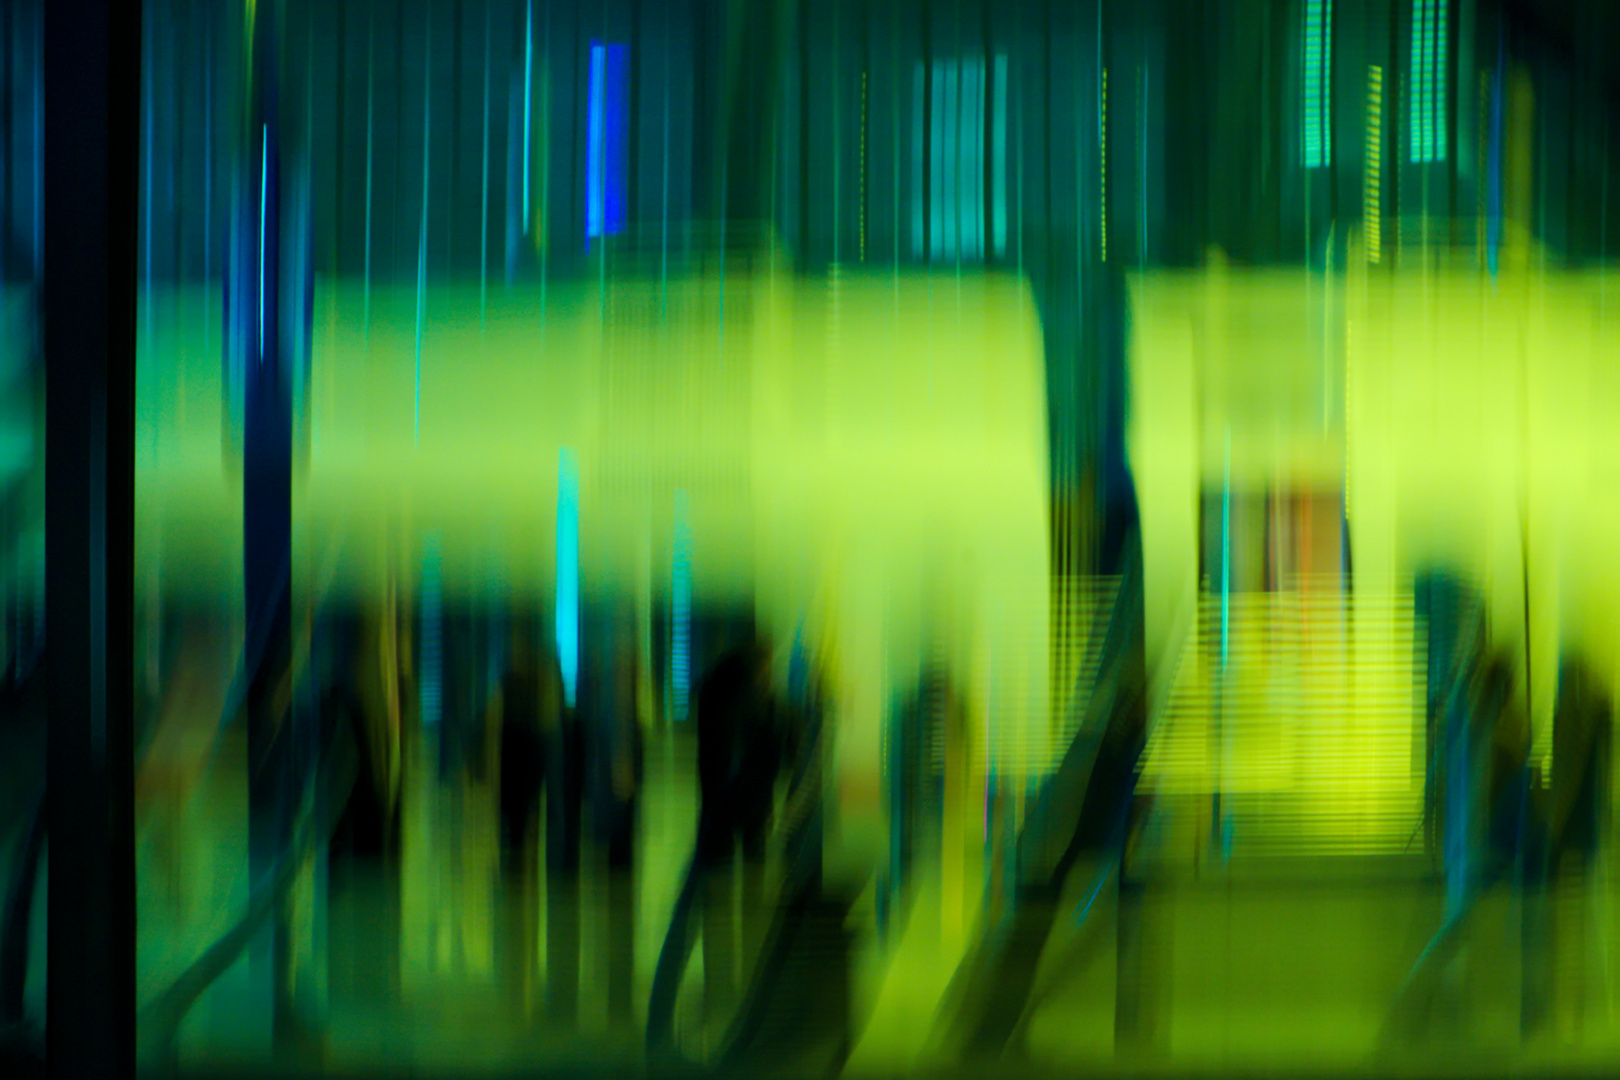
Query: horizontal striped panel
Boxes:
[{"xmin": 1142, "ymin": 589, "xmax": 1424, "ymax": 857}]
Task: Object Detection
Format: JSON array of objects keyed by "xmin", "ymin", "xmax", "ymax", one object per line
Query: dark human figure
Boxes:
[
  {"xmin": 496, "ymin": 622, "xmax": 582, "ymax": 1021},
  {"xmin": 1475, "ymin": 653, "xmax": 1534, "ymax": 868},
  {"xmin": 887, "ymin": 663, "xmax": 955, "ymax": 912},
  {"xmin": 325, "ymin": 607, "xmax": 406, "ymax": 1008},
  {"xmin": 1550, "ymin": 659, "xmax": 1611, "ymax": 866},
  {"xmin": 1535, "ymin": 658, "xmax": 1613, "ymax": 1030},
  {"xmin": 694, "ymin": 639, "xmax": 785, "ymax": 1018},
  {"xmin": 589, "ymin": 618, "xmax": 644, "ymax": 1027}
]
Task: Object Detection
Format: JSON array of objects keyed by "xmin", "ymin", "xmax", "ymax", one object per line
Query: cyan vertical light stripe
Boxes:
[
  {"xmin": 931, "ymin": 63, "xmax": 944, "ymax": 261},
  {"xmin": 913, "ymin": 62, "xmax": 925, "ymax": 259},
  {"xmin": 992, "ymin": 55, "xmax": 1008, "ymax": 258},
  {"xmin": 1434, "ymin": 0, "xmax": 1448, "ymax": 161},
  {"xmin": 1410, "ymin": 0, "xmax": 1447, "ymax": 163},
  {"xmin": 556, "ymin": 449, "xmax": 580, "ymax": 708},
  {"xmin": 1303, "ymin": 0, "xmax": 1332, "ymax": 168},
  {"xmin": 962, "ymin": 59, "xmax": 982, "ymax": 260},
  {"xmin": 523, "ymin": 0, "xmax": 533, "ymax": 226},
  {"xmin": 942, "ymin": 60, "xmax": 959, "ymax": 259},
  {"xmin": 672, "ymin": 491, "xmax": 692, "ymax": 723},
  {"xmin": 1411, "ymin": 0, "xmax": 1428, "ymax": 161}
]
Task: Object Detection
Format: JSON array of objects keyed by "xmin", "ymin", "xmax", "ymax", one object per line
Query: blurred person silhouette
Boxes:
[
  {"xmin": 496, "ymin": 614, "xmax": 583, "ymax": 1021},
  {"xmin": 134, "ymin": 608, "xmax": 234, "ymax": 918},
  {"xmin": 429, "ymin": 604, "xmax": 499, "ymax": 974},
  {"xmin": 588, "ymin": 610, "xmax": 645, "ymax": 1027},
  {"xmin": 695, "ymin": 633, "xmax": 787, "ymax": 1019},
  {"xmin": 325, "ymin": 594, "xmax": 408, "ymax": 1008},
  {"xmin": 1476, "ymin": 652, "xmax": 1534, "ymax": 870},
  {"xmin": 1548, "ymin": 658, "xmax": 1611, "ymax": 871}
]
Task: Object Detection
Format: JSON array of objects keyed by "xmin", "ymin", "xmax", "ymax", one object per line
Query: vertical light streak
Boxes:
[
  {"xmin": 942, "ymin": 60, "xmax": 958, "ymax": 259},
  {"xmin": 364, "ymin": 12, "xmax": 375, "ymax": 328},
  {"xmin": 586, "ymin": 43, "xmax": 627, "ymax": 249},
  {"xmin": 415, "ymin": 16, "xmax": 431, "ymax": 444},
  {"xmin": 661, "ymin": 6, "xmax": 670, "ymax": 317},
  {"xmin": 1304, "ymin": 0, "xmax": 1333, "ymax": 168},
  {"xmin": 962, "ymin": 58, "xmax": 981, "ymax": 259},
  {"xmin": 1478, "ymin": 70, "xmax": 1489, "ymax": 260},
  {"xmin": 204, "ymin": 3, "xmax": 213, "ymax": 281},
  {"xmin": 143, "ymin": 4, "xmax": 153, "ymax": 330},
  {"xmin": 481, "ymin": 2, "xmax": 490, "ymax": 328},
  {"xmin": 1100, "ymin": 68, "xmax": 1108, "ymax": 262},
  {"xmin": 1366, "ymin": 66, "xmax": 1382, "ymax": 262},
  {"xmin": 258, "ymin": 124, "xmax": 268, "ymax": 364},
  {"xmin": 931, "ymin": 62, "xmax": 944, "ymax": 260},
  {"xmin": 523, "ymin": 0, "xmax": 533, "ymax": 226},
  {"xmin": 1140, "ymin": 61, "xmax": 1148, "ymax": 266},
  {"xmin": 860, "ymin": 71, "xmax": 867, "ymax": 261},
  {"xmin": 1217, "ymin": 428, "xmax": 1233, "ymax": 859},
  {"xmin": 833, "ymin": 2, "xmax": 841, "ymax": 268},
  {"xmin": 913, "ymin": 61, "xmax": 925, "ymax": 259},
  {"xmin": 992, "ymin": 54, "xmax": 1007, "ymax": 258},
  {"xmin": 557, "ymin": 450, "xmax": 580, "ymax": 708},
  {"xmin": 672, "ymin": 491, "xmax": 692, "ymax": 723},
  {"xmin": 586, "ymin": 43, "xmax": 606, "ymax": 244},
  {"xmin": 894, "ymin": 12, "xmax": 901, "ymax": 282},
  {"xmin": 1410, "ymin": 0, "xmax": 1448, "ymax": 163}
]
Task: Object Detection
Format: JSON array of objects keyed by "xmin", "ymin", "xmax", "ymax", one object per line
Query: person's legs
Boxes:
[
  {"xmin": 545, "ymin": 758, "xmax": 583, "ymax": 1021},
  {"xmin": 739, "ymin": 821, "xmax": 770, "ymax": 975},
  {"xmin": 604, "ymin": 801, "xmax": 637, "ymax": 1027},
  {"xmin": 700, "ymin": 819, "xmax": 740, "ymax": 1029},
  {"xmin": 497, "ymin": 793, "xmax": 540, "ymax": 1018}
]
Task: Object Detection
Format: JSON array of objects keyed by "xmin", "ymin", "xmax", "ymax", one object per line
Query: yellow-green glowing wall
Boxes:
[
  {"xmin": 136, "ymin": 268, "xmax": 1051, "ymax": 797},
  {"xmin": 1131, "ymin": 255, "xmax": 1620, "ymax": 748}
]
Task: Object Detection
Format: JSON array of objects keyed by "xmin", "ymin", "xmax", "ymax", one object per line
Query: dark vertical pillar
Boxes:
[
  {"xmin": 44, "ymin": 0, "xmax": 140, "ymax": 1077},
  {"xmin": 240, "ymin": 0, "xmax": 297, "ymax": 1050}
]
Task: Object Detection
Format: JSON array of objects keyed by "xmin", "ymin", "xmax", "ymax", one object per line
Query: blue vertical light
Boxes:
[
  {"xmin": 586, "ymin": 43, "xmax": 628, "ymax": 249},
  {"xmin": 586, "ymin": 44, "xmax": 605, "ymax": 243},
  {"xmin": 672, "ymin": 491, "xmax": 692, "ymax": 723},
  {"xmin": 557, "ymin": 449, "xmax": 580, "ymax": 708}
]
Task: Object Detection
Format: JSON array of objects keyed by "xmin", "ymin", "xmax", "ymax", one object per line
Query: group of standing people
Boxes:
[
  {"xmin": 320, "ymin": 600, "xmax": 648, "ymax": 1026},
  {"xmin": 317, "ymin": 597, "xmax": 817, "ymax": 1034}
]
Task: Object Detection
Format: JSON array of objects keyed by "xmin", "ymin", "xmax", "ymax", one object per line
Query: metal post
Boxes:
[{"xmin": 44, "ymin": 0, "xmax": 140, "ymax": 1076}]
